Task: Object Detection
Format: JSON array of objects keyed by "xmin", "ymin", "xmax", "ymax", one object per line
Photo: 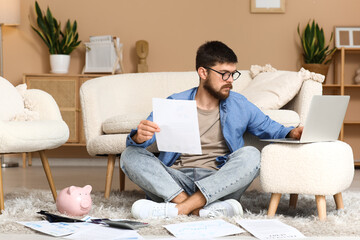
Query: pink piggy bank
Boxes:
[{"xmin": 56, "ymin": 185, "xmax": 92, "ymax": 216}]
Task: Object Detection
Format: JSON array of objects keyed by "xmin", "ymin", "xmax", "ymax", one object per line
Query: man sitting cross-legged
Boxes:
[{"xmin": 120, "ymin": 41, "xmax": 303, "ymax": 219}]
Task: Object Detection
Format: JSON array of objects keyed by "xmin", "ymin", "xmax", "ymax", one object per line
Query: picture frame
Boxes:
[
  {"xmin": 83, "ymin": 36, "xmax": 124, "ymax": 74},
  {"xmin": 250, "ymin": 0, "xmax": 285, "ymax": 13},
  {"xmin": 335, "ymin": 27, "xmax": 360, "ymax": 49}
]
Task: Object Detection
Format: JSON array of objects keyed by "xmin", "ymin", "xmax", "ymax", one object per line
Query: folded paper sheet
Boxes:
[{"xmin": 153, "ymin": 98, "xmax": 202, "ymax": 154}]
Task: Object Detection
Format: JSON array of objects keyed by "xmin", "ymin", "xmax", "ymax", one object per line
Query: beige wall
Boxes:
[
  {"xmin": 3, "ymin": 0, "xmax": 360, "ymax": 86},
  {"xmin": 3, "ymin": 0, "xmax": 360, "ymax": 158}
]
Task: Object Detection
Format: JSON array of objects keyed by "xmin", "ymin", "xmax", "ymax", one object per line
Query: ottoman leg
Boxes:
[
  {"xmin": 333, "ymin": 192, "xmax": 344, "ymax": 210},
  {"xmin": 289, "ymin": 194, "xmax": 298, "ymax": 209},
  {"xmin": 268, "ymin": 193, "xmax": 281, "ymax": 217},
  {"xmin": 315, "ymin": 195, "xmax": 326, "ymax": 221}
]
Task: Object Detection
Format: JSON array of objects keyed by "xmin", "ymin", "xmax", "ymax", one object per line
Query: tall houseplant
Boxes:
[
  {"xmin": 297, "ymin": 20, "xmax": 336, "ymax": 82},
  {"xmin": 31, "ymin": 1, "xmax": 81, "ymax": 73}
]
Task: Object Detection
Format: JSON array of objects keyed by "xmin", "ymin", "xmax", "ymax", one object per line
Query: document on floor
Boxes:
[
  {"xmin": 18, "ymin": 220, "xmax": 144, "ymax": 239},
  {"xmin": 17, "ymin": 221, "xmax": 96, "ymax": 237},
  {"xmin": 164, "ymin": 219, "xmax": 245, "ymax": 239},
  {"xmin": 236, "ymin": 219, "xmax": 306, "ymax": 240},
  {"xmin": 153, "ymin": 98, "xmax": 202, "ymax": 154},
  {"xmin": 64, "ymin": 224, "xmax": 144, "ymax": 240}
]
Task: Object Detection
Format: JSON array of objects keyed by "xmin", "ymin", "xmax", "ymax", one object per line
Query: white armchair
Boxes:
[{"xmin": 0, "ymin": 77, "xmax": 69, "ymax": 212}]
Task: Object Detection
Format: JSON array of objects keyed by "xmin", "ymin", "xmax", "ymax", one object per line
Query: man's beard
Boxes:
[{"xmin": 203, "ymin": 78, "xmax": 232, "ymax": 100}]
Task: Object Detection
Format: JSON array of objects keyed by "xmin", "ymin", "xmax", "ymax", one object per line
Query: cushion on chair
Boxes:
[
  {"xmin": 10, "ymin": 84, "xmax": 40, "ymax": 121},
  {"xmin": 102, "ymin": 114, "xmax": 146, "ymax": 134},
  {"xmin": 0, "ymin": 120, "xmax": 69, "ymax": 153},
  {"xmin": 87, "ymin": 134, "xmax": 158, "ymax": 156},
  {"xmin": 241, "ymin": 69, "xmax": 304, "ymax": 110},
  {"xmin": 0, "ymin": 77, "xmax": 24, "ymax": 121},
  {"xmin": 260, "ymin": 141, "xmax": 354, "ymax": 195},
  {"xmin": 87, "ymin": 134, "xmax": 128, "ymax": 156}
]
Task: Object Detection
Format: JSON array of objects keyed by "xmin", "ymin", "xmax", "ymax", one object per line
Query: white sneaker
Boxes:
[
  {"xmin": 199, "ymin": 199, "xmax": 243, "ymax": 218},
  {"xmin": 131, "ymin": 199, "xmax": 179, "ymax": 219}
]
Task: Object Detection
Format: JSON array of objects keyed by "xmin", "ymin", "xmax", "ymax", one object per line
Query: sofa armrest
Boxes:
[
  {"xmin": 282, "ymin": 79, "xmax": 323, "ymax": 126},
  {"xmin": 23, "ymin": 89, "xmax": 63, "ymax": 120}
]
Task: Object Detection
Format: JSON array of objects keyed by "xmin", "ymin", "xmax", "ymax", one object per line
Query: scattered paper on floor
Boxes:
[
  {"xmin": 18, "ymin": 220, "xmax": 144, "ymax": 239},
  {"xmin": 164, "ymin": 219, "xmax": 245, "ymax": 239},
  {"xmin": 236, "ymin": 219, "xmax": 306, "ymax": 240}
]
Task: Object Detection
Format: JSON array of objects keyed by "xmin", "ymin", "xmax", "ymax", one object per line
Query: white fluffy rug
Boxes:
[{"xmin": 1, "ymin": 189, "xmax": 360, "ymax": 238}]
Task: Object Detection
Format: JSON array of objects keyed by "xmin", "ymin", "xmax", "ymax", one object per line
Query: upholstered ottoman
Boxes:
[{"xmin": 260, "ymin": 141, "xmax": 354, "ymax": 220}]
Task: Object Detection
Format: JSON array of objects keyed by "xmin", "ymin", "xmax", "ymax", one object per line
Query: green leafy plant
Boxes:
[
  {"xmin": 297, "ymin": 20, "xmax": 336, "ymax": 65},
  {"xmin": 31, "ymin": 1, "xmax": 81, "ymax": 55}
]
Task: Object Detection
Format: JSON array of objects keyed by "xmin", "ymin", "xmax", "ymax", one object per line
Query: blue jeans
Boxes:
[{"xmin": 120, "ymin": 146, "xmax": 260, "ymax": 206}]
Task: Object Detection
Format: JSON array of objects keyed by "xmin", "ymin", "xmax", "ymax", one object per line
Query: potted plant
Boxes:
[
  {"xmin": 297, "ymin": 20, "xmax": 337, "ymax": 82},
  {"xmin": 31, "ymin": 1, "xmax": 81, "ymax": 74}
]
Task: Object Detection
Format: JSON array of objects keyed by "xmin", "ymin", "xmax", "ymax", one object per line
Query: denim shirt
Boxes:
[{"xmin": 126, "ymin": 87, "xmax": 294, "ymax": 167}]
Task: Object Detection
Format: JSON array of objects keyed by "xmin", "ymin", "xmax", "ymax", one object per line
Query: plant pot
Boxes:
[
  {"xmin": 302, "ymin": 63, "xmax": 330, "ymax": 84},
  {"xmin": 50, "ymin": 54, "xmax": 70, "ymax": 74}
]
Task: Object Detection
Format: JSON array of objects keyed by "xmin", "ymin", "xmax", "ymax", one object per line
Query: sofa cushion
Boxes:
[
  {"xmin": 0, "ymin": 77, "xmax": 24, "ymax": 121},
  {"xmin": 102, "ymin": 114, "xmax": 146, "ymax": 134},
  {"xmin": 241, "ymin": 69, "xmax": 303, "ymax": 110},
  {"xmin": 262, "ymin": 109, "xmax": 300, "ymax": 128},
  {"xmin": 102, "ymin": 109, "xmax": 299, "ymax": 135}
]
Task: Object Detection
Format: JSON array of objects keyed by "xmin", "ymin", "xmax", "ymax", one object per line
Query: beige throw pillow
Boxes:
[{"xmin": 241, "ymin": 70, "xmax": 303, "ymax": 110}]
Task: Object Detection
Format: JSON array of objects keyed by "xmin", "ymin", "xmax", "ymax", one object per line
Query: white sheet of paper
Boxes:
[
  {"xmin": 153, "ymin": 98, "xmax": 202, "ymax": 154},
  {"xmin": 164, "ymin": 219, "xmax": 245, "ymax": 239},
  {"xmin": 64, "ymin": 224, "xmax": 143, "ymax": 240},
  {"xmin": 17, "ymin": 221, "xmax": 94, "ymax": 237},
  {"xmin": 18, "ymin": 220, "xmax": 143, "ymax": 240},
  {"xmin": 236, "ymin": 219, "xmax": 306, "ymax": 240}
]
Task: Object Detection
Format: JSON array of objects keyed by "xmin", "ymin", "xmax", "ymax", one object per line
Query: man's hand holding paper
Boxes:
[{"xmin": 132, "ymin": 119, "xmax": 160, "ymax": 144}]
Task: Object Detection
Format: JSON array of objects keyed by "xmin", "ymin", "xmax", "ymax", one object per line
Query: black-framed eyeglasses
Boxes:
[{"xmin": 204, "ymin": 67, "xmax": 241, "ymax": 81}]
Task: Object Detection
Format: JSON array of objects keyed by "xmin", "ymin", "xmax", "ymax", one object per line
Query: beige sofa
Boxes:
[{"xmin": 80, "ymin": 68, "xmax": 323, "ymax": 197}]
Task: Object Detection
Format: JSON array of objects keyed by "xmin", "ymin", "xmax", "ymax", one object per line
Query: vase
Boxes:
[
  {"xmin": 302, "ymin": 63, "xmax": 330, "ymax": 84},
  {"xmin": 50, "ymin": 54, "xmax": 70, "ymax": 74}
]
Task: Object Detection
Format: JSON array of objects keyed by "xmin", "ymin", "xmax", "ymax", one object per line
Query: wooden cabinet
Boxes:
[
  {"xmin": 323, "ymin": 48, "xmax": 360, "ymax": 166},
  {"xmin": 23, "ymin": 74, "xmax": 105, "ymax": 146}
]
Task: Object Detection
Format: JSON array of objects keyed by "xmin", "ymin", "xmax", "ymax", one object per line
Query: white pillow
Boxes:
[
  {"xmin": 241, "ymin": 71, "xmax": 303, "ymax": 110},
  {"xmin": 102, "ymin": 114, "xmax": 146, "ymax": 134},
  {"xmin": 10, "ymin": 83, "xmax": 40, "ymax": 121},
  {"xmin": 0, "ymin": 77, "xmax": 24, "ymax": 121}
]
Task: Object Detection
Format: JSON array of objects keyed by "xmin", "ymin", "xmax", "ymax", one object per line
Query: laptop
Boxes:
[{"xmin": 260, "ymin": 95, "xmax": 350, "ymax": 144}]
